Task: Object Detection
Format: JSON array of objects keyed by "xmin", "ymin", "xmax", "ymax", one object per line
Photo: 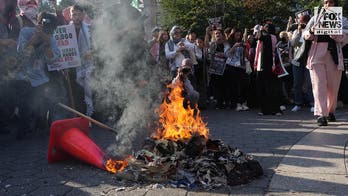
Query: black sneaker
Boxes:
[
  {"xmin": 317, "ymin": 116, "xmax": 328, "ymax": 126},
  {"xmin": 327, "ymin": 113, "xmax": 336, "ymax": 122}
]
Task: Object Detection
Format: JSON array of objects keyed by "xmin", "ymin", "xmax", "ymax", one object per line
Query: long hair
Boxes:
[
  {"xmin": 322, "ymin": 0, "xmax": 338, "ymax": 6},
  {"xmin": 157, "ymin": 30, "xmax": 169, "ymax": 45},
  {"xmin": 3, "ymin": 0, "xmax": 17, "ymax": 25},
  {"xmin": 227, "ymin": 28, "xmax": 242, "ymax": 45}
]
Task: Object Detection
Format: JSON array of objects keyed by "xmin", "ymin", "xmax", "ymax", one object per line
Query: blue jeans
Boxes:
[{"xmin": 292, "ymin": 64, "xmax": 314, "ymax": 106}]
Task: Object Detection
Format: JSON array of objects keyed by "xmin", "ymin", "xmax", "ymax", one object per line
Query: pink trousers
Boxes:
[{"xmin": 309, "ymin": 53, "xmax": 342, "ymax": 117}]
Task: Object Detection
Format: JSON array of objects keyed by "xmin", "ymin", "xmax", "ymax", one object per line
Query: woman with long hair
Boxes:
[{"xmin": 304, "ymin": 0, "xmax": 348, "ymax": 126}]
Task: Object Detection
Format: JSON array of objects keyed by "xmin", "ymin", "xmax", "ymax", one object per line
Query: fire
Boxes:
[
  {"xmin": 105, "ymin": 159, "xmax": 128, "ymax": 174},
  {"xmin": 153, "ymin": 82, "xmax": 209, "ymax": 141}
]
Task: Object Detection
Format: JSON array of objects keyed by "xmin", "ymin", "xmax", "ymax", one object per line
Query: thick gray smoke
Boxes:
[{"xmin": 76, "ymin": 0, "xmax": 165, "ymax": 157}]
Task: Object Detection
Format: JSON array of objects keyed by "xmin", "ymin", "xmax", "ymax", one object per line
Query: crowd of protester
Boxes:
[
  {"xmin": 148, "ymin": 0, "xmax": 348, "ymax": 126},
  {"xmin": 1, "ymin": 0, "xmax": 348, "ymax": 140},
  {"xmin": 0, "ymin": 0, "xmax": 93, "ymax": 139}
]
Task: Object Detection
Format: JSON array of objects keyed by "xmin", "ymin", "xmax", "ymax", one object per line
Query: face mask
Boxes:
[
  {"xmin": 18, "ymin": 0, "xmax": 38, "ymax": 23},
  {"xmin": 23, "ymin": 7, "xmax": 37, "ymax": 21},
  {"xmin": 281, "ymin": 37, "xmax": 287, "ymax": 42}
]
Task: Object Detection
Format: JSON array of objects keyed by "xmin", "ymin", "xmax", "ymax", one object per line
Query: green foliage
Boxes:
[
  {"xmin": 160, "ymin": 0, "xmax": 348, "ymax": 36},
  {"xmin": 58, "ymin": 0, "xmax": 76, "ymax": 10},
  {"xmin": 38, "ymin": 0, "xmax": 54, "ymax": 13}
]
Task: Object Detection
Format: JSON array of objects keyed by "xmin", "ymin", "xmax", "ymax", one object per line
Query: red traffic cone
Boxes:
[{"xmin": 47, "ymin": 117, "xmax": 110, "ymax": 170}]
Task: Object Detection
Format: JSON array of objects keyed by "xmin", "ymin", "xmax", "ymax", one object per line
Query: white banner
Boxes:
[
  {"xmin": 314, "ymin": 7, "xmax": 343, "ymax": 35},
  {"xmin": 48, "ymin": 24, "xmax": 81, "ymax": 71}
]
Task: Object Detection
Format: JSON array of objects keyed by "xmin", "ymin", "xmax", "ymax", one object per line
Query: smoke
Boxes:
[{"xmin": 75, "ymin": 0, "xmax": 165, "ymax": 157}]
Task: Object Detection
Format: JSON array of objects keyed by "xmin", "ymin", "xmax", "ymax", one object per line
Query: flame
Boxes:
[
  {"xmin": 153, "ymin": 81, "xmax": 209, "ymax": 141},
  {"xmin": 105, "ymin": 159, "xmax": 128, "ymax": 174}
]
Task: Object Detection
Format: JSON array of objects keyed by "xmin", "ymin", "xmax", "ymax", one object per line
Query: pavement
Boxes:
[{"xmin": 0, "ymin": 106, "xmax": 348, "ymax": 196}]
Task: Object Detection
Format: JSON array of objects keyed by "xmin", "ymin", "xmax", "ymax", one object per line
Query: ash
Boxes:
[{"xmin": 117, "ymin": 135, "xmax": 263, "ymax": 189}]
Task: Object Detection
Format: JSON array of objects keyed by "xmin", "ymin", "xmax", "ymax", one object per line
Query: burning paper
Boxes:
[{"xmin": 113, "ymin": 82, "xmax": 263, "ymax": 188}]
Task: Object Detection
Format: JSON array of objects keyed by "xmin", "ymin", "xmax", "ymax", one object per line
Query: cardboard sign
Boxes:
[
  {"xmin": 208, "ymin": 55, "xmax": 226, "ymax": 75},
  {"xmin": 208, "ymin": 17, "xmax": 222, "ymax": 30},
  {"xmin": 295, "ymin": 9, "xmax": 312, "ymax": 20},
  {"xmin": 314, "ymin": 7, "xmax": 342, "ymax": 35},
  {"xmin": 48, "ymin": 24, "xmax": 81, "ymax": 71}
]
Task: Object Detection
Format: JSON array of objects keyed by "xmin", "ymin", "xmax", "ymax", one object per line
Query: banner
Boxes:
[
  {"xmin": 48, "ymin": 24, "xmax": 81, "ymax": 71},
  {"xmin": 313, "ymin": 6, "xmax": 342, "ymax": 35}
]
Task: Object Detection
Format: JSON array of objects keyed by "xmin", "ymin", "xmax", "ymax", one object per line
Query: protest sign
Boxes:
[
  {"xmin": 313, "ymin": 6, "xmax": 342, "ymax": 35},
  {"xmin": 48, "ymin": 24, "xmax": 81, "ymax": 71},
  {"xmin": 295, "ymin": 9, "xmax": 311, "ymax": 19},
  {"xmin": 208, "ymin": 17, "xmax": 222, "ymax": 30},
  {"xmin": 208, "ymin": 55, "xmax": 226, "ymax": 75},
  {"xmin": 294, "ymin": 9, "xmax": 311, "ymax": 23}
]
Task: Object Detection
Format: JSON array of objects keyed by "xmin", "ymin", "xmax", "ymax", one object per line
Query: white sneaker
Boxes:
[
  {"xmin": 235, "ymin": 103, "xmax": 243, "ymax": 111},
  {"xmin": 242, "ymin": 103, "xmax": 250, "ymax": 111},
  {"xmin": 310, "ymin": 106, "xmax": 314, "ymax": 113},
  {"xmin": 280, "ymin": 105, "xmax": 286, "ymax": 111},
  {"xmin": 291, "ymin": 105, "xmax": 301, "ymax": 112},
  {"xmin": 242, "ymin": 104, "xmax": 250, "ymax": 111}
]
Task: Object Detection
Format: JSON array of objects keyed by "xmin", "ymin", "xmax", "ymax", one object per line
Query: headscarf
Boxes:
[
  {"xmin": 169, "ymin": 25, "xmax": 182, "ymax": 44},
  {"xmin": 17, "ymin": 0, "xmax": 38, "ymax": 24}
]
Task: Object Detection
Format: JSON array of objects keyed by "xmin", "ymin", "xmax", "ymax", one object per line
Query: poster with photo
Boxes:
[
  {"xmin": 47, "ymin": 24, "xmax": 81, "ymax": 71},
  {"xmin": 208, "ymin": 55, "xmax": 226, "ymax": 75}
]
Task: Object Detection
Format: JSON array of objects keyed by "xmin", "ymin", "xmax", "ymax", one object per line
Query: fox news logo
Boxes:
[{"xmin": 314, "ymin": 7, "xmax": 342, "ymax": 35}]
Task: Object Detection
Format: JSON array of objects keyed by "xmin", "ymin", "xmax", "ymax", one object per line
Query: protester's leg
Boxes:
[
  {"xmin": 269, "ymin": 76, "xmax": 283, "ymax": 114},
  {"xmin": 338, "ymin": 72, "xmax": 348, "ymax": 104},
  {"xmin": 224, "ymin": 67, "xmax": 235, "ymax": 108},
  {"xmin": 0, "ymin": 81, "xmax": 12, "ymax": 133},
  {"xmin": 310, "ymin": 63, "xmax": 328, "ymax": 117},
  {"xmin": 84, "ymin": 78, "xmax": 94, "ymax": 117},
  {"xmin": 215, "ymin": 75, "xmax": 225, "ymax": 108},
  {"xmin": 44, "ymin": 72, "xmax": 70, "ymax": 127},
  {"xmin": 237, "ymin": 68, "xmax": 248, "ymax": 105},
  {"xmin": 304, "ymin": 67, "xmax": 314, "ymax": 106},
  {"xmin": 221, "ymin": 69, "xmax": 231, "ymax": 107},
  {"xmin": 195, "ymin": 62, "xmax": 208, "ymax": 109},
  {"xmin": 325, "ymin": 60, "xmax": 342, "ymax": 114},
  {"xmin": 292, "ymin": 64, "xmax": 305, "ymax": 106},
  {"xmin": 14, "ymin": 80, "xmax": 34, "ymax": 139},
  {"xmin": 284, "ymin": 66, "xmax": 294, "ymax": 103},
  {"xmin": 256, "ymin": 72, "xmax": 270, "ymax": 114}
]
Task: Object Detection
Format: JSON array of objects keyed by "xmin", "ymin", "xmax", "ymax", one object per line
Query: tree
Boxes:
[
  {"xmin": 58, "ymin": 0, "xmax": 75, "ymax": 10},
  {"xmin": 38, "ymin": 0, "xmax": 54, "ymax": 12},
  {"xmin": 159, "ymin": 0, "xmax": 348, "ymax": 36}
]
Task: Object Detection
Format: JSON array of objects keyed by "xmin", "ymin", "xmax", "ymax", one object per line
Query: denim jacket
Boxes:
[{"xmin": 17, "ymin": 27, "xmax": 59, "ymax": 87}]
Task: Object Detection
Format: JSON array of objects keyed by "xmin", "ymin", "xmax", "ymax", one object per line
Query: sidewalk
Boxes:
[
  {"xmin": 0, "ymin": 107, "xmax": 347, "ymax": 195},
  {"xmin": 268, "ymin": 113, "xmax": 348, "ymax": 195}
]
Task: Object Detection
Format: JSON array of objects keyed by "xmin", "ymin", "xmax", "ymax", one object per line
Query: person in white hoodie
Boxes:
[
  {"xmin": 165, "ymin": 25, "xmax": 196, "ymax": 79},
  {"xmin": 69, "ymin": 4, "xmax": 95, "ymax": 116}
]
